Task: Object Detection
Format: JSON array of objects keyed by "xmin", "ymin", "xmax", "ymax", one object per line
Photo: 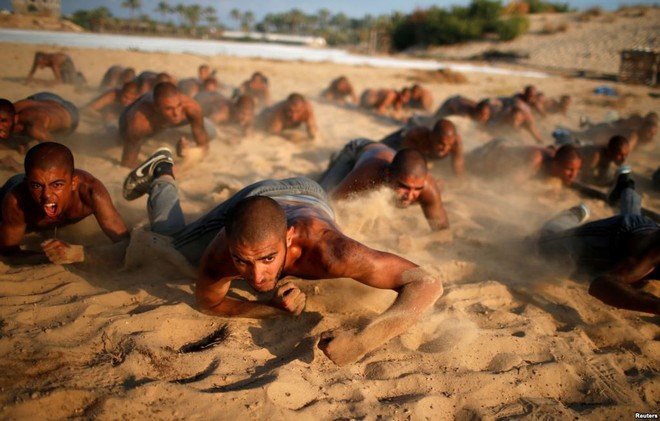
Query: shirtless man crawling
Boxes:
[
  {"xmin": 0, "ymin": 142, "xmax": 129, "ymax": 265},
  {"xmin": 25, "ymin": 52, "xmax": 85, "ymax": 86},
  {"xmin": 319, "ymin": 140, "xmax": 449, "ymax": 231},
  {"xmin": 380, "ymin": 118, "xmax": 465, "ymax": 177},
  {"xmin": 118, "ymin": 82, "xmax": 214, "ymax": 168},
  {"xmin": 256, "ymin": 93, "xmax": 317, "ymax": 141},
  {"xmin": 122, "ymin": 149, "xmax": 444, "ymax": 366},
  {"xmin": 0, "ymin": 93, "xmax": 79, "ymax": 153},
  {"xmin": 86, "ymin": 81, "xmax": 140, "ymax": 134},
  {"xmin": 360, "ymin": 87, "xmax": 411, "ymax": 117}
]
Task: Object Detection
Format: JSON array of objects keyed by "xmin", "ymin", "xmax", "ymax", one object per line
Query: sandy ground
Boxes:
[{"xmin": 0, "ymin": 30, "xmax": 658, "ymax": 421}]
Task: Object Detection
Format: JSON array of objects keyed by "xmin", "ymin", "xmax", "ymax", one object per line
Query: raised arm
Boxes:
[{"xmin": 318, "ymin": 235, "xmax": 443, "ymax": 365}]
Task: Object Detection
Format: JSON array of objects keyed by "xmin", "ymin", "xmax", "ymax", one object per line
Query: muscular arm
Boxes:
[
  {"xmin": 524, "ymin": 114, "xmax": 544, "ymax": 144},
  {"xmin": 87, "ymin": 90, "xmax": 117, "ymax": 113},
  {"xmin": 319, "ymin": 235, "xmax": 443, "ymax": 365},
  {"xmin": 588, "ymin": 249, "xmax": 660, "ymax": 315},
  {"xmin": 419, "ymin": 180, "xmax": 450, "ymax": 231},
  {"xmin": 185, "ymin": 100, "xmax": 210, "ymax": 148},
  {"xmin": 119, "ymin": 108, "xmax": 150, "ymax": 168},
  {"xmin": 305, "ymin": 104, "xmax": 318, "ymax": 140},
  {"xmin": 451, "ymin": 136, "xmax": 465, "ymax": 177}
]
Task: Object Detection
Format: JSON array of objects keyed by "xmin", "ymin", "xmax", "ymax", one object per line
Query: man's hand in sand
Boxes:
[
  {"xmin": 41, "ymin": 239, "xmax": 85, "ymax": 264},
  {"xmin": 318, "ymin": 329, "xmax": 366, "ymax": 367},
  {"xmin": 270, "ymin": 282, "xmax": 306, "ymax": 315}
]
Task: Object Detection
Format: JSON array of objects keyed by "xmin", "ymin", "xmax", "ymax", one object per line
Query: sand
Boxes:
[{"xmin": 0, "ymin": 18, "xmax": 658, "ymax": 421}]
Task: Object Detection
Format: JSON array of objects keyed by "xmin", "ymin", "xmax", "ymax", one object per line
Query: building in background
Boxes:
[{"xmin": 11, "ymin": 0, "xmax": 60, "ymax": 17}]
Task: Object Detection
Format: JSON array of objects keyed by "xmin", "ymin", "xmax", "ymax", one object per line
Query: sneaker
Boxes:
[
  {"xmin": 606, "ymin": 166, "xmax": 633, "ymax": 207},
  {"xmin": 568, "ymin": 204, "xmax": 590, "ymax": 224},
  {"xmin": 123, "ymin": 147, "xmax": 173, "ymax": 201}
]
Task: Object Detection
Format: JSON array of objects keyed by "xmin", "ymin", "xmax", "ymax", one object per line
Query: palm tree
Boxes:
[
  {"xmin": 121, "ymin": 0, "xmax": 141, "ymax": 21},
  {"xmin": 230, "ymin": 9, "xmax": 242, "ymax": 30},
  {"xmin": 317, "ymin": 8, "xmax": 330, "ymax": 30},
  {"xmin": 183, "ymin": 5, "xmax": 202, "ymax": 36},
  {"xmin": 203, "ymin": 6, "xmax": 217, "ymax": 25},
  {"xmin": 155, "ymin": 1, "xmax": 172, "ymax": 22},
  {"xmin": 241, "ymin": 11, "xmax": 254, "ymax": 33}
]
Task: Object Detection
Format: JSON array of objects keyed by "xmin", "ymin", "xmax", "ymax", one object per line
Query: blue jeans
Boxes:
[
  {"xmin": 148, "ymin": 176, "xmax": 332, "ymax": 266},
  {"xmin": 538, "ymin": 187, "xmax": 656, "ymax": 272},
  {"xmin": 318, "ymin": 138, "xmax": 375, "ymax": 192}
]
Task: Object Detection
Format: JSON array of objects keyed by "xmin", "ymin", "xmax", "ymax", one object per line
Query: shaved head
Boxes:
[
  {"xmin": 225, "ymin": 196, "xmax": 288, "ymax": 245},
  {"xmin": 554, "ymin": 144, "xmax": 581, "ymax": 165},
  {"xmin": 24, "ymin": 142, "xmax": 74, "ymax": 175},
  {"xmin": 153, "ymin": 81, "xmax": 179, "ymax": 101},
  {"xmin": 0, "ymin": 98, "xmax": 15, "ymax": 115},
  {"xmin": 389, "ymin": 148, "xmax": 428, "ymax": 179}
]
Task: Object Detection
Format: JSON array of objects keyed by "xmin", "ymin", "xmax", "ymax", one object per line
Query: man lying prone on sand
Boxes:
[
  {"xmin": 122, "ymin": 149, "xmax": 444, "ymax": 366},
  {"xmin": 0, "ymin": 142, "xmax": 129, "ymax": 265}
]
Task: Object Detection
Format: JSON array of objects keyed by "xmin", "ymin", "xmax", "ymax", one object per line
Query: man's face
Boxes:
[
  {"xmin": 431, "ymin": 130, "xmax": 456, "ymax": 158},
  {"xmin": 25, "ymin": 167, "xmax": 76, "ymax": 220},
  {"xmin": 610, "ymin": 144, "xmax": 630, "ymax": 165},
  {"xmin": 198, "ymin": 66, "xmax": 211, "ymax": 80},
  {"xmin": 0, "ymin": 109, "xmax": 15, "ymax": 139},
  {"xmin": 285, "ymin": 102, "xmax": 304, "ymax": 122},
  {"xmin": 390, "ymin": 173, "xmax": 426, "ymax": 207},
  {"xmin": 156, "ymin": 94, "xmax": 184, "ymax": 125},
  {"xmin": 475, "ymin": 106, "xmax": 491, "ymax": 124},
  {"xmin": 236, "ymin": 103, "xmax": 254, "ymax": 126},
  {"xmin": 511, "ymin": 109, "xmax": 526, "ymax": 128},
  {"xmin": 120, "ymin": 89, "xmax": 139, "ymax": 107},
  {"xmin": 229, "ymin": 232, "xmax": 290, "ymax": 293},
  {"xmin": 552, "ymin": 159, "xmax": 582, "ymax": 185}
]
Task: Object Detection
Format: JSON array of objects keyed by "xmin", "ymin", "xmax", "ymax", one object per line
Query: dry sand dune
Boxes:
[{"xmin": 0, "ymin": 27, "xmax": 658, "ymax": 421}]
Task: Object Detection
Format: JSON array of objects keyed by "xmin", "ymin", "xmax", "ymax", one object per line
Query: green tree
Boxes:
[
  {"xmin": 155, "ymin": 1, "xmax": 172, "ymax": 22},
  {"xmin": 317, "ymin": 8, "xmax": 330, "ymax": 30},
  {"xmin": 121, "ymin": 0, "xmax": 141, "ymax": 20},
  {"xmin": 241, "ymin": 11, "xmax": 254, "ymax": 32},
  {"xmin": 183, "ymin": 5, "xmax": 202, "ymax": 35},
  {"xmin": 203, "ymin": 6, "xmax": 218, "ymax": 27},
  {"xmin": 230, "ymin": 9, "xmax": 242, "ymax": 30}
]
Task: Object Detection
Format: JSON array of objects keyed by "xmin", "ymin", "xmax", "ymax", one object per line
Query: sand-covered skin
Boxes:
[{"xmin": 0, "ymin": 36, "xmax": 658, "ymax": 420}]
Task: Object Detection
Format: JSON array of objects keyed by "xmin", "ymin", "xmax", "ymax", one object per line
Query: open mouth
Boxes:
[{"xmin": 43, "ymin": 203, "xmax": 57, "ymax": 218}]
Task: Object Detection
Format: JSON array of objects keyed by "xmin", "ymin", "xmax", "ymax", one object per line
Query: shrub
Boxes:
[{"xmin": 496, "ymin": 14, "xmax": 530, "ymax": 40}]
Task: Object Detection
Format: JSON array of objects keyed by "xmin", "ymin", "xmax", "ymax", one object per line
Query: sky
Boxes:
[{"xmin": 0, "ymin": 0, "xmax": 656, "ymax": 22}]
